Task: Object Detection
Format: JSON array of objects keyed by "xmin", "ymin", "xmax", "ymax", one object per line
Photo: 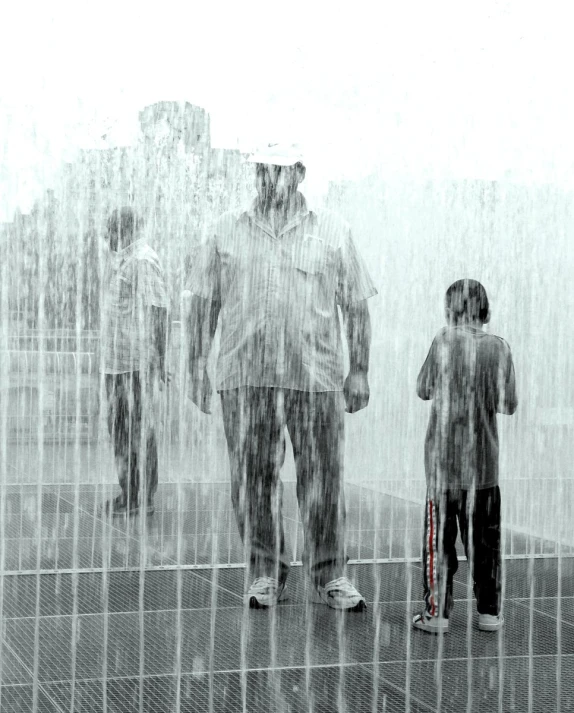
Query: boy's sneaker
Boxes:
[
  {"xmin": 247, "ymin": 577, "xmax": 287, "ymax": 609},
  {"xmin": 312, "ymin": 577, "xmax": 367, "ymax": 612},
  {"xmin": 478, "ymin": 613, "xmax": 504, "ymax": 632},
  {"xmin": 412, "ymin": 612, "xmax": 449, "ymax": 634}
]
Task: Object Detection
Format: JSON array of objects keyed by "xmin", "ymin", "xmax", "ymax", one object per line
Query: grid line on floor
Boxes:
[{"xmin": 3, "ymin": 483, "xmax": 574, "ymax": 712}]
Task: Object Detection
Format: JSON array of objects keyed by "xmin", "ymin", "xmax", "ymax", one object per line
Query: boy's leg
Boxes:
[
  {"xmin": 132, "ymin": 372, "xmax": 158, "ymax": 507},
  {"xmin": 285, "ymin": 390, "xmax": 347, "ymax": 587},
  {"xmin": 421, "ymin": 488, "xmax": 459, "ymax": 619},
  {"xmin": 460, "ymin": 486, "xmax": 502, "ymax": 616},
  {"xmin": 106, "ymin": 373, "xmax": 130, "ymax": 499},
  {"xmin": 127, "ymin": 372, "xmax": 143, "ymax": 506},
  {"xmin": 220, "ymin": 387, "xmax": 289, "ymax": 586}
]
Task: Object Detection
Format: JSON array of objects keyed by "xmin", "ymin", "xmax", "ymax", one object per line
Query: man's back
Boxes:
[{"xmin": 418, "ymin": 325, "xmax": 517, "ymax": 490}]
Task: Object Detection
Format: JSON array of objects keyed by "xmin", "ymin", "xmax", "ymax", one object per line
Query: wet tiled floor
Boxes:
[{"xmin": 1, "ymin": 483, "xmax": 573, "ymax": 711}]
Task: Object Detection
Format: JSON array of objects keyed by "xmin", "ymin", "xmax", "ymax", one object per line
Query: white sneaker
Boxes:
[
  {"xmin": 247, "ymin": 577, "xmax": 287, "ymax": 609},
  {"xmin": 478, "ymin": 613, "xmax": 504, "ymax": 632},
  {"xmin": 412, "ymin": 612, "xmax": 449, "ymax": 634},
  {"xmin": 313, "ymin": 577, "xmax": 367, "ymax": 612}
]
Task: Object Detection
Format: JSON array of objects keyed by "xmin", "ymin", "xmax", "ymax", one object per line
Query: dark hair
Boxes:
[
  {"xmin": 445, "ymin": 279, "xmax": 489, "ymax": 324},
  {"xmin": 107, "ymin": 207, "xmax": 140, "ymax": 250}
]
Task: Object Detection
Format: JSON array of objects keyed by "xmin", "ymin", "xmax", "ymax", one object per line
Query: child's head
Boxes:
[{"xmin": 445, "ymin": 279, "xmax": 490, "ymax": 325}]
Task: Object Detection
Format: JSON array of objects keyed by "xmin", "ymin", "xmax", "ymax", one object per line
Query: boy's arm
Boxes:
[
  {"xmin": 186, "ymin": 295, "xmax": 220, "ymax": 414},
  {"xmin": 417, "ymin": 338, "xmax": 438, "ymax": 400},
  {"xmin": 150, "ymin": 305, "xmax": 168, "ymax": 380},
  {"xmin": 187, "ymin": 294, "xmax": 220, "ymax": 368},
  {"xmin": 137, "ymin": 258, "xmax": 169, "ymax": 381},
  {"xmin": 497, "ymin": 342, "xmax": 518, "ymax": 415},
  {"xmin": 184, "ymin": 236, "xmax": 221, "ymax": 413},
  {"xmin": 340, "ymin": 299, "xmax": 371, "ymax": 413}
]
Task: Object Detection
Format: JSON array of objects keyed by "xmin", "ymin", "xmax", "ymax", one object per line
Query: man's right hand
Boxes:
[{"xmin": 188, "ymin": 367, "xmax": 213, "ymax": 414}]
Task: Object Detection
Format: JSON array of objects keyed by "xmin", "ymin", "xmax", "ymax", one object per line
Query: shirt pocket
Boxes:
[
  {"xmin": 118, "ymin": 275, "xmax": 133, "ymax": 303},
  {"xmin": 291, "ymin": 235, "xmax": 332, "ymax": 275}
]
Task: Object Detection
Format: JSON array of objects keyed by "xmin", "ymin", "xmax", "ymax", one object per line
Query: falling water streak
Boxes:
[
  {"xmin": 173, "ymin": 478, "xmax": 184, "ymax": 713},
  {"xmin": 498, "ymin": 509, "xmax": 507, "ymax": 713},
  {"xmin": 387, "ymin": 489, "xmax": 395, "ymax": 561},
  {"xmin": 527, "ymin": 555, "xmax": 535, "ymax": 713},
  {"xmin": 239, "ymin": 477, "xmax": 250, "ymax": 713},
  {"xmin": 335, "ymin": 588, "xmax": 347, "ymax": 713},
  {"xmin": 69, "ymin": 205, "xmax": 86, "ymax": 711},
  {"xmin": 268, "ymin": 481, "xmax": 281, "ymax": 711},
  {"xmin": 100, "ymin": 524, "xmax": 110, "ymax": 713},
  {"xmin": 466, "ymin": 489, "xmax": 476, "ymax": 713},
  {"xmin": 32, "ymin": 207, "xmax": 48, "ymax": 713},
  {"xmin": 96, "ymin": 193, "xmax": 111, "ymax": 713},
  {"xmin": 302, "ymin": 496, "xmax": 314, "ymax": 712},
  {"xmin": 138, "ymin": 430, "xmax": 148, "ymax": 713},
  {"xmin": 207, "ymin": 510, "xmax": 219, "ymax": 713},
  {"xmin": 433, "ymin": 495, "xmax": 446, "ymax": 712},
  {"xmin": 0, "ymin": 261, "xmax": 10, "ymax": 713},
  {"xmin": 555, "ymin": 471, "xmax": 563, "ymax": 713},
  {"xmin": 370, "ymin": 491, "xmax": 383, "ymax": 713},
  {"xmin": 404, "ymin": 559, "xmax": 413, "ymax": 713}
]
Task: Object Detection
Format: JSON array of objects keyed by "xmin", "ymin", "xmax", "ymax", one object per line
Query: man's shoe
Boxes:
[
  {"xmin": 101, "ymin": 496, "xmax": 133, "ymax": 517},
  {"xmin": 247, "ymin": 577, "xmax": 287, "ymax": 609},
  {"xmin": 412, "ymin": 612, "xmax": 449, "ymax": 634},
  {"xmin": 478, "ymin": 613, "xmax": 504, "ymax": 632},
  {"xmin": 313, "ymin": 577, "xmax": 367, "ymax": 612},
  {"xmin": 101, "ymin": 496, "xmax": 151, "ymax": 517}
]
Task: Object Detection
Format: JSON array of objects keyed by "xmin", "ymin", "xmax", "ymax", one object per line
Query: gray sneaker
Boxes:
[
  {"xmin": 412, "ymin": 612, "xmax": 449, "ymax": 634},
  {"xmin": 312, "ymin": 577, "xmax": 367, "ymax": 612},
  {"xmin": 478, "ymin": 613, "xmax": 504, "ymax": 632},
  {"xmin": 247, "ymin": 577, "xmax": 287, "ymax": 609}
]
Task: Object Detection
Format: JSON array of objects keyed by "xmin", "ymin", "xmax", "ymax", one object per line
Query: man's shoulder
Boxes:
[
  {"xmin": 311, "ymin": 208, "xmax": 352, "ymax": 245},
  {"xmin": 133, "ymin": 243, "xmax": 164, "ymax": 273},
  {"xmin": 433, "ymin": 326, "xmax": 450, "ymax": 343},
  {"xmin": 484, "ymin": 333, "xmax": 513, "ymax": 357},
  {"xmin": 206, "ymin": 209, "xmax": 245, "ymax": 240}
]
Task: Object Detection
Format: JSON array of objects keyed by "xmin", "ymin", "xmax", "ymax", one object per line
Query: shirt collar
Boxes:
[
  {"xmin": 240, "ymin": 192, "xmax": 314, "ymax": 235},
  {"xmin": 117, "ymin": 237, "xmax": 146, "ymax": 258}
]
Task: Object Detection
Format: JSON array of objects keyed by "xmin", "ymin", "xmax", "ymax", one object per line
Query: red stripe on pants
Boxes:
[{"xmin": 428, "ymin": 499, "xmax": 437, "ymax": 617}]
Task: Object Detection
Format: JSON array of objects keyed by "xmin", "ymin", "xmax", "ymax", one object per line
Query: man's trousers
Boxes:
[
  {"xmin": 105, "ymin": 372, "xmax": 158, "ymax": 505},
  {"xmin": 220, "ymin": 387, "xmax": 348, "ymax": 587}
]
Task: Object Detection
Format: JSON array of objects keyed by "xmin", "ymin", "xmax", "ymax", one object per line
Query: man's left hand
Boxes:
[{"xmin": 344, "ymin": 372, "xmax": 370, "ymax": 413}]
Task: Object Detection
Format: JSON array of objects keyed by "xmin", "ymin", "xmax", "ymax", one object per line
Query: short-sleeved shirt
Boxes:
[
  {"xmin": 187, "ymin": 194, "xmax": 377, "ymax": 392},
  {"xmin": 417, "ymin": 325, "xmax": 518, "ymax": 491},
  {"xmin": 101, "ymin": 239, "xmax": 169, "ymax": 374}
]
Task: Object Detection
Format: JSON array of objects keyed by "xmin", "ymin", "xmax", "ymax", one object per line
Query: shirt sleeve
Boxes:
[
  {"xmin": 185, "ymin": 234, "xmax": 221, "ymax": 302},
  {"xmin": 417, "ymin": 334, "xmax": 440, "ymax": 400},
  {"xmin": 138, "ymin": 257, "xmax": 169, "ymax": 309},
  {"xmin": 335, "ymin": 229, "xmax": 378, "ymax": 306},
  {"xmin": 497, "ymin": 340, "xmax": 518, "ymax": 415}
]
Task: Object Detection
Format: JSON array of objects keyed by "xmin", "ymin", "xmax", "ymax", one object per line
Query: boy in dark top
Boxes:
[{"xmin": 413, "ymin": 279, "xmax": 517, "ymax": 634}]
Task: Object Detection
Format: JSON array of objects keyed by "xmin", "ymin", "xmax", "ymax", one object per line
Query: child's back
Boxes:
[
  {"xmin": 412, "ymin": 279, "xmax": 518, "ymax": 635},
  {"xmin": 417, "ymin": 322, "xmax": 517, "ymax": 491}
]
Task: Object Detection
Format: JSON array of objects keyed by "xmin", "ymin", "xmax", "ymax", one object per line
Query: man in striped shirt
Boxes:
[
  {"xmin": 186, "ymin": 144, "xmax": 377, "ymax": 610},
  {"xmin": 100, "ymin": 207, "xmax": 168, "ymax": 516}
]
